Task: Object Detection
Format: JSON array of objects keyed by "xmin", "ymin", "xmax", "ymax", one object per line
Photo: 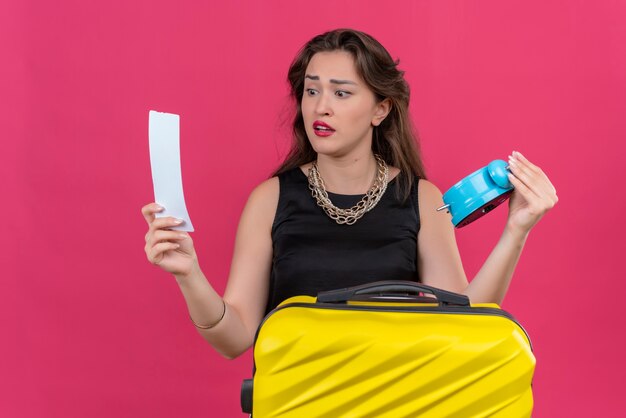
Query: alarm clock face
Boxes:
[
  {"xmin": 440, "ymin": 160, "xmax": 514, "ymax": 228},
  {"xmin": 455, "ymin": 190, "xmax": 513, "ymax": 228}
]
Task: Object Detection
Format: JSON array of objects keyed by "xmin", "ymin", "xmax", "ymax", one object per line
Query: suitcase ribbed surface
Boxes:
[{"xmin": 251, "ymin": 297, "xmax": 534, "ymax": 418}]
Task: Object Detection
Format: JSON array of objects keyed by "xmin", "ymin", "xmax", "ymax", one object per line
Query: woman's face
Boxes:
[{"xmin": 301, "ymin": 50, "xmax": 389, "ymax": 158}]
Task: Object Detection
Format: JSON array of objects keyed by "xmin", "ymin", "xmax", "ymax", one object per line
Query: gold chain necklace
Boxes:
[{"xmin": 307, "ymin": 155, "xmax": 389, "ymax": 225}]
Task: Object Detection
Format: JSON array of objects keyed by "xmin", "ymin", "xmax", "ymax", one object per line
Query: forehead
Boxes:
[{"xmin": 305, "ymin": 50, "xmax": 360, "ymax": 81}]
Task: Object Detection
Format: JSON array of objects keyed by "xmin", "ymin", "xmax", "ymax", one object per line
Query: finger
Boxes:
[
  {"xmin": 507, "ymin": 159, "xmax": 545, "ymax": 199},
  {"xmin": 513, "ymin": 151, "xmax": 556, "ymax": 195},
  {"xmin": 509, "ymin": 151, "xmax": 556, "ymax": 198},
  {"xmin": 147, "ymin": 242, "xmax": 180, "ymax": 265},
  {"xmin": 148, "ymin": 230, "xmax": 188, "ymax": 245},
  {"xmin": 508, "ymin": 172, "xmax": 558, "ymax": 212},
  {"xmin": 507, "ymin": 173, "xmax": 537, "ymax": 204},
  {"xmin": 512, "ymin": 151, "xmax": 541, "ymax": 174},
  {"xmin": 509, "ymin": 153, "xmax": 540, "ymax": 179},
  {"xmin": 150, "ymin": 216, "xmax": 185, "ymax": 232},
  {"xmin": 141, "ymin": 203, "xmax": 165, "ymax": 225},
  {"xmin": 508, "ymin": 156, "xmax": 557, "ymax": 201}
]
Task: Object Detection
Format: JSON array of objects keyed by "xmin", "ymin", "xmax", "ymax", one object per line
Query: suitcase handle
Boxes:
[{"xmin": 316, "ymin": 280, "xmax": 470, "ymax": 307}]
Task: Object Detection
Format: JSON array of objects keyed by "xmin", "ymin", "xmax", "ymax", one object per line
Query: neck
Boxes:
[{"xmin": 315, "ymin": 151, "xmax": 378, "ymax": 195}]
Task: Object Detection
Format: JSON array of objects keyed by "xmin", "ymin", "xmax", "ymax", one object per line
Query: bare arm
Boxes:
[
  {"xmin": 417, "ymin": 181, "xmax": 527, "ymax": 304},
  {"xmin": 417, "ymin": 151, "xmax": 557, "ymax": 305},
  {"xmin": 143, "ymin": 177, "xmax": 278, "ymax": 359},
  {"xmin": 181, "ymin": 178, "xmax": 278, "ymax": 358}
]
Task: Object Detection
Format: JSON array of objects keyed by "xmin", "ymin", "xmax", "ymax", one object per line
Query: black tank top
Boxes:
[{"xmin": 266, "ymin": 167, "xmax": 421, "ymax": 314}]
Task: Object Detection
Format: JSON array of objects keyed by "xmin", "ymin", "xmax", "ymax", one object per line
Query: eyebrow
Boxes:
[{"xmin": 305, "ymin": 74, "xmax": 357, "ymax": 85}]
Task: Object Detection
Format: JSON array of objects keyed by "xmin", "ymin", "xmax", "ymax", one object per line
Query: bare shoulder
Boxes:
[
  {"xmin": 417, "ymin": 179, "xmax": 455, "ymax": 229},
  {"xmin": 240, "ymin": 176, "xmax": 280, "ymax": 227},
  {"xmin": 250, "ymin": 176, "xmax": 279, "ymax": 198},
  {"xmin": 417, "ymin": 179, "xmax": 445, "ymax": 209}
]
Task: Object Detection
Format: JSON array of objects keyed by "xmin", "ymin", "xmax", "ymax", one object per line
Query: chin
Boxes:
[{"xmin": 309, "ymin": 139, "xmax": 342, "ymax": 157}]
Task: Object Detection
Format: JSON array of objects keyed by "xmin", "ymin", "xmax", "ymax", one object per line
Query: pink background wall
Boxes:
[{"xmin": 3, "ymin": 0, "xmax": 625, "ymax": 416}]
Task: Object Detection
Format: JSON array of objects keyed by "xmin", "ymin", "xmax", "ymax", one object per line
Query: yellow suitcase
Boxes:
[{"xmin": 241, "ymin": 281, "xmax": 535, "ymax": 417}]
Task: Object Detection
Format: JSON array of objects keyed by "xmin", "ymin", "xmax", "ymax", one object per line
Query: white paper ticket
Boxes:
[{"xmin": 148, "ymin": 110, "xmax": 194, "ymax": 232}]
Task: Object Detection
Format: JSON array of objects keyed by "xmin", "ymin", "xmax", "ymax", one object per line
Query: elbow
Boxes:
[
  {"xmin": 218, "ymin": 347, "xmax": 248, "ymax": 360},
  {"xmin": 219, "ymin": 352, "xmax": 238, "ymax": 361},
  {"xmin": 208, "ymin": 337, "xmax": 253, "ymax": 360}
]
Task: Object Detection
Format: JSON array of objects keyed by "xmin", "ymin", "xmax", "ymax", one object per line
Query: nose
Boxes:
[{"xmin": 314, "ymin": 91, "xmax": 333, "ymax": 117}]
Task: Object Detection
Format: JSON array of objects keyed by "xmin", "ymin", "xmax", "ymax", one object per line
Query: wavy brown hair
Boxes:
[{"xmin": 273, "ymin": 28, "xmax": 427, "ymax": 201}]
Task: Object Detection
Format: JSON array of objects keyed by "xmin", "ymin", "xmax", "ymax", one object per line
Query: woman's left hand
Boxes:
[{"xmin": 505, "ymin": 151, "xmax": 558, "ymax": 235}]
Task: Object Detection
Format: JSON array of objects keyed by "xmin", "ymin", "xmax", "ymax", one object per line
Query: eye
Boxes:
[
  {"xmin": 335, "ymin": 90, "xmax": 352, "ymax": 98},
  {"xmin": 305, "ymin": 88, "xmax": 318, "ymax": 96}
]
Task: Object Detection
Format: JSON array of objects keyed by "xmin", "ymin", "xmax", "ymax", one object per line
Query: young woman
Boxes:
[{"xmin": 141, "ymin": 29, "xmax": 557, "ymax": 360}]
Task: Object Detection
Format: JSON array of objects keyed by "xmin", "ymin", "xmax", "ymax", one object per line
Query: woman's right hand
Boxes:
[{"xmin": 142, "ymin": 203, "xmax": 198, "ymax": 277}]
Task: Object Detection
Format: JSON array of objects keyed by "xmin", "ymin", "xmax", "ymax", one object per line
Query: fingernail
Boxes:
[
  {"xmin": 155, "ymin": 205, "xmax": 164, "ymax": 211},
  {"xmin": 174, "ymin": 218, "xmax": 183, "ymax": 224},
  {"xmin": 178, "ymin": 233, "xmax": 187, "ymax": 239},
  {"xmin": 509, "ymin": 159, "xmax": 517, "ymax": 165}
]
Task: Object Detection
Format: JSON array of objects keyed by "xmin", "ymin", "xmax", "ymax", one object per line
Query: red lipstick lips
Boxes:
[{"xmin": 313, "ymin": 120, "xmax": 335, "ymax": 137}]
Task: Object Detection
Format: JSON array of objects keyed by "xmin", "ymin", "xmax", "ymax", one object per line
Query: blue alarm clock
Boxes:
[{"xmin": 437, "ymin": 160, "xmax": 513, "ymax": 228}]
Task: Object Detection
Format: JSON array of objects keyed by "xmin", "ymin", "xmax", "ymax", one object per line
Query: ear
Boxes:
[{"xmin": 372, "ymin": 98, "xmax": 392, "ymax": 127}]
